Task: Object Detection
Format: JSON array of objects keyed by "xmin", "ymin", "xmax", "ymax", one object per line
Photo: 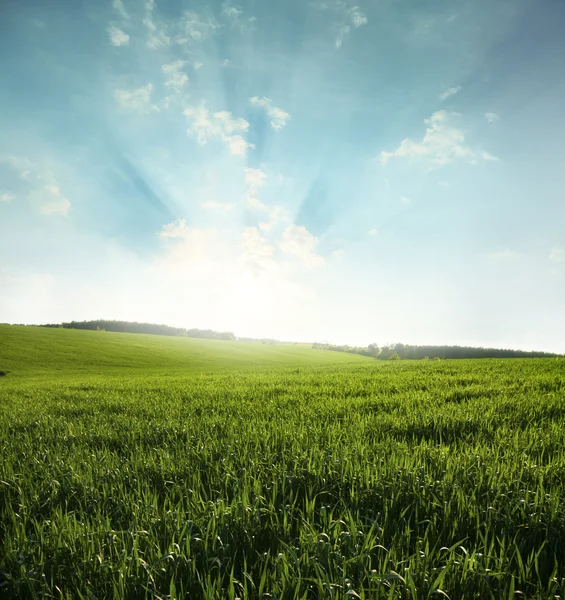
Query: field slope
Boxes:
[
  {"xmin": 1, "ymin": 325, "xmax": 565, "ymax": 599},
  {"xmin": 0, "ymin": 324, "xmax": 370, "ymax": 377}
]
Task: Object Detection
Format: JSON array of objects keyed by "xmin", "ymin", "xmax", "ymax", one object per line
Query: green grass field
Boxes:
[
  {"xmin": 0, "ymin": 325, "xmax": 369, "ymax": 378},
  {"xmin": 1, "ymin": 325, "xmax": 565, "ymax": 599}
]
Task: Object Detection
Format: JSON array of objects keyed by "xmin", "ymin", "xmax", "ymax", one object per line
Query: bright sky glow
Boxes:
[{"xmin": 1, "ymin": 0, "xmax": 564, "ymax": 351}]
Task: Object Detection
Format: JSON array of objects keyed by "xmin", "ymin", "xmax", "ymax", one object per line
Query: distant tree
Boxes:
[{"xmin": 38, "ymin": 320, "xmax": 236, "ymax": 342}]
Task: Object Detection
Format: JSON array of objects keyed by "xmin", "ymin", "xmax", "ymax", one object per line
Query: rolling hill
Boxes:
[{"xmin": 0, "ymin": 324, "xmax": 371, "ymax": 377}]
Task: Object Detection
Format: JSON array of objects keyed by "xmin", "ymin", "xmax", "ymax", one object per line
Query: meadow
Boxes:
[{"xmin": 1, "ymin": 325, "xmax": 565, "ymax": 599}]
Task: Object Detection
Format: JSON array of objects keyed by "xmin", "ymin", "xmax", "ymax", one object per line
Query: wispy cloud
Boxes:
[
  {"xmin": 2, "ymin": 156, "xmax": 70, "ymax": 215},
  {"xmin": 36, "ymin": 185, "xmax": 71, "ymax": 216},
  {"xmin": 177, "ymin": 11, "xmax": 219, "ymax": 44},
  {"xmin": 144, "ymin": 0, "xmax": 171, "ymax": 49},
  {"xmin": 221, "ymin": 5, "xmax": 242, "ymax": 20},
  {"xmin": 380, "ymin": 111, "xmax": 498, "ymax": 169},
  {"xmin": 439, "ymin": 85, "xmax": 461, "ymax": 101},
  {"xmin": 400, "ymin": 196, "xmax": 411, "ymax": 205},
  {"xmin": 184, "ymin": 104, "xmax": 253, "ymax": 156},
  {"xmin": 1, "ymin": 155, "xmax": 35, "ymax": 181},
  {"xmin": 221, "ymin": 3, "xmax": 257, "ymax": 32},
  {"xmin": 0, "ymin": 192, "xmax": 15, "ymax": 203},
  {"xmin": 244, "ymin": 167, "xmax": 267, "ymax": 210},
  {"xmin": 279, "ymin": 224, "xmax": 324, "ymax": 267},
  {"xmin": 241, "ymin": 226, "xmax": 276, "ymax": 272},
  {"xmin": 107, "ymin": 25, "xmax": 129, "ymax": 46},
  {"xmin": 159, "ymin": 218, "xmax": 188, "ymax": 239},
  {"xmin": 162, "ymin": 60, "xmax": 189, "ymax": 89},
  {"xmin": 250, "ymin": 96, "xmax": 291, "ymax": 131},
  {"xmin": 259, "ymin": 206, "xmax": 285, "ymax": 232},
  {"xmin": 115, "ymin": 84, "xmax": 160, "ymax": 113},
  {"xmin": 368, "ymin": 228, "xmax": 377, "ymax": 235},
  {"xmin": 315, "ymin": 1, "xmax": 368, "ymax": 48},
  {"xmin": 244, "ymin": 167, "xmax": 267, "ymax": 189},
  {"xmin": 485, "ymin": 112, "xmax": 500, "ymax": 124},
  {"xmin": 487, "ymin": 249, "xmax": 521, "ymax": 261},
  {"xmin": 550, "ymin": 244, "xmax": 565, "ymax": 263},
  {"xmin": 201, "ymin": 200, "xmax": 234, "ymax": 215},
  {"xmin": 113, "ymin": 0, "xmax": 130, "ymax": 20}
]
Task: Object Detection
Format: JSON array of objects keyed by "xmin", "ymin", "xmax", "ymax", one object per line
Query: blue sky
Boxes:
[{"xmin": 1, "ymin": 0, "xmax": 564, "ymax": 351}]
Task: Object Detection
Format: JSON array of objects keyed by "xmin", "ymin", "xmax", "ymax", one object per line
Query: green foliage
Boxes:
[{"xmin": 1, "ymin": 326, "xmax": 565, "ymax": 598}]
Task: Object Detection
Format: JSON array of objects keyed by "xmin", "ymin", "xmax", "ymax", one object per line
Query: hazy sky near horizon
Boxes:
[{"xmin": 1, "ymin": 0, "xmax": 565, "ymax": 351}]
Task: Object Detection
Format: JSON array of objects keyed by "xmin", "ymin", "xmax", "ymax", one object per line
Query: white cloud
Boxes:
[
  {"xmin": 485, "ymin": 112, "xmax": 500, "ymax": 124},
  {"xmin": 213, "ymin": 110, "xmax": 250, "ymax": 137},
  {"xmin": 37, "ymin": 185, "xmax": 71, "ymax": 216},
  {"xmin": 222, "ymin": 6, "xmax": 242, "ymax": 20},
  {"xmin": 226, "ymin": 136, "xmax": 253, "ymax": 157},
  {"xmin": 250, "ymin": 96, "xmax": 291, "ymax": 131},
  {"xmin": 177, "ymin": 11, "xmax": 219, "ymax": 44},
  {"xmin": 2, "ymin": 157, "xmax": 72, "ymax": 215},
  {"xmin": 244, "ymin": 167, "xmax": 268, "ymax": 210},
  {"xmin": 487, "ymin": 249, "xmax": 521, "ymax": 261},
  {"xmin": 159, "ymin": 218, "xmax": 189, "ymax": 239},
  {"xmin": 368, "ymin": 228, "xmax": 378, "ymax": 235},
  {"xmin": 144, "ymin": 0, "xmax": 171, "ymax": 49},
  {"xmin": 183, "ymin": 104, "xmax": 218, "ymax": 144},
  {"xmin": 279, "ymin": 224, "xmax": 324, "ymax": 267},
  {"xmin": 246, "ymin": 196, "xmax": 267, "ymax": 211},
  {"xmin": 115, "ymin": 84, "xmax": 160, "ymax": 113},
  {"xmin": 201, "ymin": 200, "xmax": 234, "ymax": 215},
  {"xmin": 221, "ymin": 3, "xmax": 257, "ymax": 32},
  {"xmin": 241, "ymin": 226, "xmax": 276, "ymax": 272},
  {"xmin": 113, "ymin": 0, "xmax": 130, "ymax": 19},
  {"xmin": 380, "ymin": 111, "xmax": 498, "ymax": 169},
  {"xmin": 259, "ymin": 206, "xmax": 284, "ymax": 231},
  {"xmin": 162, "ymin": 60, "xmax": 189, "ymax": 89},
  {"xmin": 350, "ymin": 6, "xmax": 368, "ymax": 27},
  {"xmin": 439, "ymin": 85, "xmax": 461, "ymax": 101},
  {"xmin": 184, "ymin": 104, "xmax": 253, "ymax": 156},
  {"xmin": 1, "ymin": 155, "xmax": 35, "ymax": 181},
  {"xmin": 244, "ymin": 167, "xmax": 267, "ymax": 189},
  {"xmin": 335, "ymin": 25, "xmax": 352, "ymax": 49},
  {"xmin": 318, "ymin": 1, "xmax": 368, "ymax": 48},
  {"xmin": 550, "ymin": 244, "xmax": 565, "ymax": 263},
  {"xmin": 400, "ymin": 196, "xmax": 411, "ymax": 205},
  {"xmin": 155, "ymin": 223, "xmax": 228, "ymax": 284},
  {"xmin": 108, "ymin": 25, "xmax": 129, "ymax": 46},
  {"xmin": 148, "ymin": 223, "xmax": 318, "ymax": 339}
]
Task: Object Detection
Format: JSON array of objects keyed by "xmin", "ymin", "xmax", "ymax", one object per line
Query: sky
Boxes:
[{"xmin": 1, "ymin": 0, "xmax": 565, "ymax": 352}]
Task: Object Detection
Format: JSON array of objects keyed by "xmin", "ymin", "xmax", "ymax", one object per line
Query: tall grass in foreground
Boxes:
[{"xmin": 1, "ymin": 359, "xmax": 565, "ymax": 598}]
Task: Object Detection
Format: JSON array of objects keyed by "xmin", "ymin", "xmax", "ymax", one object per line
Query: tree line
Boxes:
[
  {"xmin": 312, "ymin": 342, "xmax": 560, "ymax": 360},
  {"xmin": 40, "ymin": 320, "xmax": 236, "ymax": 341}
]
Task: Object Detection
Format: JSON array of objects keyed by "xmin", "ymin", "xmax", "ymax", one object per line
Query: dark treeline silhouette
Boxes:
[
  {"xmin": 312, "ymin": 342, "xmax": 560, "ymax": 360},
  {"xmin": 40, "ymin": 320, "xmax": 236, "ymax": 341}
]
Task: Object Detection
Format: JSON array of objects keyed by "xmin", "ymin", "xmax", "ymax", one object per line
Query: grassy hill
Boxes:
[
  {"xmin": 0, "ymin": 324, "xmax": 371, "ymax": 377},
  {"xmin": 2, "ymin": 323, "xmax": 565, "ymax": 598}
]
